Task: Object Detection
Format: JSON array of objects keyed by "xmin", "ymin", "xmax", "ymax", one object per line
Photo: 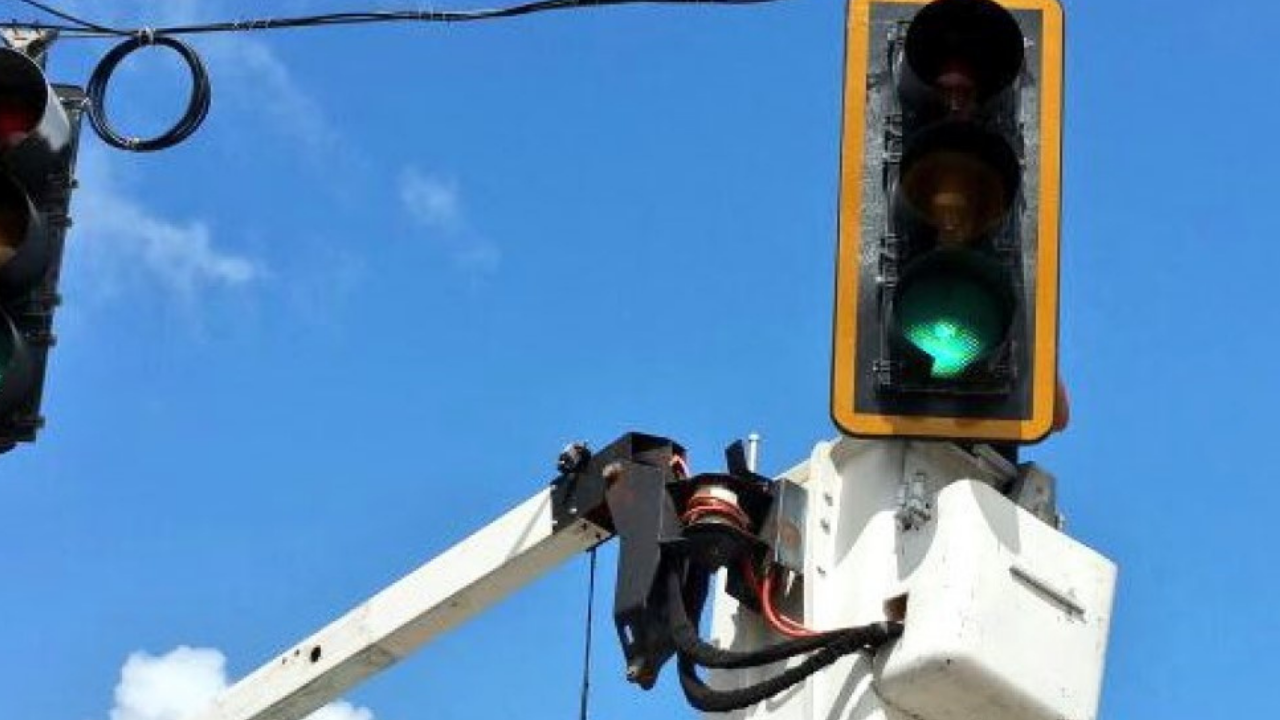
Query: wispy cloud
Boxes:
[
  {"xmin": 108, "ymin": 646, "xmax": 374, "ymax": 720},
  {"xmin": 400, "ymin": 171, "xmax": 462, "ymax": 232},
  {"xmin": 73, "ymin": 148, "xmax": 264, "ymax": 303},
  {"xmin": 399, "ymin": 166, "xmax": 500, "ymax": 275},
  {"xmin": 201, "ymin": 34, "xmax": 343, "ymax": 159},
  {"xmin": 56, "ymin": 0, "xmax": 371, "ymax": 315}
]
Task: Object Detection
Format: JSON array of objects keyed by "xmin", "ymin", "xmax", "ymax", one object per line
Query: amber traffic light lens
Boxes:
[{"xmin": 898, "ymin": 122, "xmax": 1019, "ymax": 244}]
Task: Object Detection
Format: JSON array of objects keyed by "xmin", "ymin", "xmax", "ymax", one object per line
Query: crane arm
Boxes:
[
  {"xmin": 182, "ymin": 432, "xmax": 917, "ymax": 720},
  {"xmin": 187, "ymin": 485, "xmax": 608, "ymax": 720},
  {"xmin": 184, "ymin": 432, "xmax": 687, "ymax": 720}
]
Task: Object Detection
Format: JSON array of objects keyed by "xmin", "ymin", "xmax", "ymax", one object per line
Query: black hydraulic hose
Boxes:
[
  {"xmin": 664, "ymin": 567, "xmax": 845, "ymax": 669},
  {"xmin": 675, "ymin": 621, "xmax": 902, "ymax": 714}
]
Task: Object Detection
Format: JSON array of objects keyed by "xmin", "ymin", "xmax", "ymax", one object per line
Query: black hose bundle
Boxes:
[
  {"xmin": 665, "ymin": 561, "xmax": 902, "ymax": 713},
  {"xmin": 666, "ymin": 569, "xmax": 846, "ymax": 669},
  {"xmin": 86, "ymin": 33, "xmax": 211, "ymax": 152},
  {"xmin": 675, "ymin": 624, "xmax": 901, "ymax": 713}
]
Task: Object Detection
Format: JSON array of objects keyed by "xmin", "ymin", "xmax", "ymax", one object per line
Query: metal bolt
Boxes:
[
  {"xmin": 557, "ymin": 441, "xmax": 591, "ymax": 475},
  {"xmin": 603, "ymin": 461, "xmax": 625, "ymax": 484},
  {"xmin": 625, "ymin": 661, "xmax": 653, "ymax": 685},
  {"xmin": 746, "ymin": 432, "xmax": 761, "ymax": 473}
]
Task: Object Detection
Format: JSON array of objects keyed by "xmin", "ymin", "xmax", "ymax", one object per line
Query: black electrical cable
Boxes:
[
  {"xmin": 577, "ymin": 548, "xmax": 598, "ymax": 720},
  {"xmin": 9, "ymin": 0, "xmax": 792, "ymax": 151},
  {"xmin": 7, "ymin": 0, "xmax": 791, "ymax": 39},
  {"xmin": 84, "ymin": 33, "xmax": 211, "ymax": 152}
]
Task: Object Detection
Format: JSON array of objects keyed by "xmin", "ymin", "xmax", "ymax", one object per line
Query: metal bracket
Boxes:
[
  {"xmin": 1007, "ymin": 462, "xmax": 1063, "ymax": 529},
  {"xmin": 762, "ymin": 478, "xmax": 807, "ymax": 573},
  {"xmin": 0, "ymin": 28, "xmax": 57, "ymax": 67},
  {"xmin": 548, "ymin": 432, "xmax": 684, "ymax": 534},
  {"xmin": 896, "ymin": 470, "xmax": 933, "ymax": 530}
]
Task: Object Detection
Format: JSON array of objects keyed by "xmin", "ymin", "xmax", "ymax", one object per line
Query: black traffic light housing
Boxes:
[
  {"xmin": 0, "ymin": 45, "xmax": 83, "ymax": 453},
  {"xmin": 832, "ymin": 0, "xmax": 1063, "ymax": 443}
]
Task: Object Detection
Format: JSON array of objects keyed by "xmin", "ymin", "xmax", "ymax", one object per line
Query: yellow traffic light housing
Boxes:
[{"xmin": 831, "ymin": 0, "xmax": 1063, "ymax": 443}]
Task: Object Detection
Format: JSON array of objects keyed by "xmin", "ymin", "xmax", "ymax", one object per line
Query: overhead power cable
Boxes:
[
  {"xmin": 3, "ymin": 0, "xmax": 790, "ymax": 152},
  {"xmin": 8, "ymin": 0, "xmax": 788, "ymax": 38}
]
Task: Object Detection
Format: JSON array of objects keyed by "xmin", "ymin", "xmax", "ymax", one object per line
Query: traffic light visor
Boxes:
[
  {"xmin": 0, "ymin": 177, "xmax": 30, "ymax": 267},
  {"xmin": 0, "ymin": 313, "xmax": 31, "ymax": 412},
  {"xmin": 0, "ymin": 174, "xmax": 45, "ymax": 293}
]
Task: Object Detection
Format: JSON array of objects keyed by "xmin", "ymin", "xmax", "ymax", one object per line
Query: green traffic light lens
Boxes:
[{"xmin": 896, "ymin": 253, "xmax": 1011, "ymax": 379}]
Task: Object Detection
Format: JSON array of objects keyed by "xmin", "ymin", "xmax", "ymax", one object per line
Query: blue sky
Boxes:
[{"xmin": 1, "ymin": 0, "xmax": 1277, "ymax": 717}]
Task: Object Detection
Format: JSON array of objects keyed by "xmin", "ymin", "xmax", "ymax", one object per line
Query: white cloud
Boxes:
[
  {"xmin": 111, "ymin": 647, "xmax": 225, "ymax": 720},
  {"xmin": 399, "ymin": 166, "xmax": 500, "ymax": 274},
  {"xmin": 73, "ymin": 148, "xmax": 264, "ymax": 302},
  {"xmin": 304, "ymin": 702, "xmax": 374, "ymax": 720},
  {"xmin": 108, "ymin": 646, "xmax": 375, "ymax": 720},
  {"xmin": 399, "ymin": 170, "xmax": 462, "ymax": 231}
]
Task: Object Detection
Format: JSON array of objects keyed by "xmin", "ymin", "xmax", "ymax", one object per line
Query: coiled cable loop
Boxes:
[{"xmin": 86, "ymin": 32, "xmax": 211, "ymax": 152}]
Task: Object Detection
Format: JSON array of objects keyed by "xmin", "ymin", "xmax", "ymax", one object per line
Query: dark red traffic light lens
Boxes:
[
  {"xmin": 0, "ymin": 48, "xmax": 52, "ymax": 149},
  {"xmin": 903, "ymin": 0, "xmax": 1025, "ymax": 110},
  {"xmin": 0, "ymin": 98, "xmax": 39, "ymax": 148}
]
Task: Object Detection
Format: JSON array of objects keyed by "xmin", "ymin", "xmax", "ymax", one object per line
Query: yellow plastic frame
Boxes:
[{"xmin": 830, "ymin": 0, "xmax": 1064, "ymax": 443}]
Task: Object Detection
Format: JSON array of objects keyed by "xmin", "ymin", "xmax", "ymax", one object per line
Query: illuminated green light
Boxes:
[{"xmin": 898, "ymin": 271, "xmax": 1005, "ymax": 379}]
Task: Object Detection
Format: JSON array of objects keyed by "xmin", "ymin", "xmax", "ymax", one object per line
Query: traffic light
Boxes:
[
  {"xmin": 0, "ymin": 46, "xmax": 82, "ymax": 453},
  {"xmin": 831, "ymin": 0, "xmax": 1063, "ymax": 443}
]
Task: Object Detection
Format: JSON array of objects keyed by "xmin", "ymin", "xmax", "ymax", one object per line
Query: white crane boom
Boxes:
[{"xmin": 186, "ymin": 487, "xmax": 608, "ymax": 720}]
